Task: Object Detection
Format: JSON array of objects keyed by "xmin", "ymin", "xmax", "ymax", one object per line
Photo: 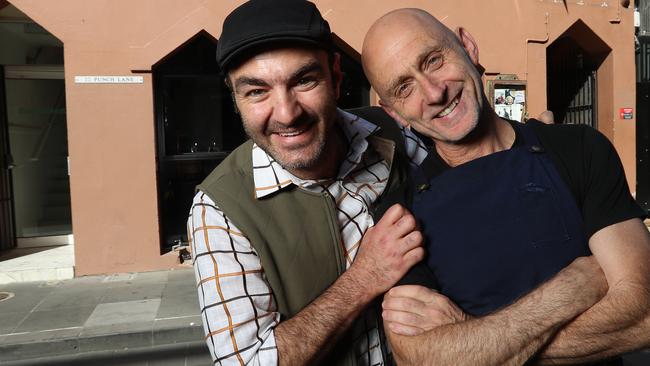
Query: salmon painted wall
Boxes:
[
  {"xmin": 6, "ymin": 0, "xmax": 246, "ymax": 275},
  {"xmin": 7, "ymin": 0, "xmax": 637, "ymax": 274},
  {"xmin": 318, "ymin": 0, "xmax": 636, "ymax": 193}
]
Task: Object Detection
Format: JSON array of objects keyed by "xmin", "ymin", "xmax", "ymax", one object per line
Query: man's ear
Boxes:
[
  {"xmin": 455, "ymin": 27, "xmax": 479, "ymax": 66},
  {"xmin": 332, "ymin": 52, "xmax": 343, "ymax": 100},
  {"xmin": 379, "ymin": 100, "xmax": 410, "ymax": 129}
]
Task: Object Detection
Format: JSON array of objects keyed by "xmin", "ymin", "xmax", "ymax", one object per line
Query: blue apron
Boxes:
[{"xmin": 412, "ymin": 122, "xmax": 591, "ymax": 317}]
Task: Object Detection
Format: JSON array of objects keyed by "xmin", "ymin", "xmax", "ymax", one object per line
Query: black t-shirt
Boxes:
[
  {"xmin": 418, "ymin": 119, "xmax": 647, "ymax": 239},
  {"xmin": 402, "ymin": 120, "xmax": 644, "ymax": 366}
]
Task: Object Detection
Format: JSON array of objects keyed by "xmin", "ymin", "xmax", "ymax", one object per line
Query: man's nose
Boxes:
[
  {"xmin": 419, "ymin": 76, "xmax": 446, "ymax": 105},
  {"xmin": 272, "ymin": 91, "xmax": 302, "ymax": 125}
]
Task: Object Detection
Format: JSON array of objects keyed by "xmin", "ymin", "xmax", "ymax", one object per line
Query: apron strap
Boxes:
[{"xmin": 515, "ymin": 121, "xmax": 545, "ymax": 154}]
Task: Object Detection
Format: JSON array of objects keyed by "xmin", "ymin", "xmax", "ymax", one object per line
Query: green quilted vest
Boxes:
[{"xmin": 197, "ymin": 107, "xmax": 410, "ymax": 365}]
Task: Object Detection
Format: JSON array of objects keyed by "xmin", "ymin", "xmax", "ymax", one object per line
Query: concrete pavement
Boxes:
[
  {"xmin": 0, "ymin": 244, "xmax": 74, "ymax": 284},
  {"xmin": 0, "ymin": 268, "xmax": 212, "ymax": 365},
  {"xmin": 1, "ymin": 266, "xmax": 650, "ymax": 365}
]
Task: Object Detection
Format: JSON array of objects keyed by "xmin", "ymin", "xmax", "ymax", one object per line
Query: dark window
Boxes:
[{"xmin": 154, "ymin": 33, "xmax": 245, "ymax": 252}]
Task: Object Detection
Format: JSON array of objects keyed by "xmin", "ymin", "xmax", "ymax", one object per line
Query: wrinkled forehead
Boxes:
[
  {"xmin": 366, "ymin": 21, "xmax": 452, "ymax": 94},
  {"xmin": 369, "ymin": 11, "xmax": 454, "ymax": 53},
  {"xmin": 382, "ymin": 23, "xmax": 449, "ymax": 56}
]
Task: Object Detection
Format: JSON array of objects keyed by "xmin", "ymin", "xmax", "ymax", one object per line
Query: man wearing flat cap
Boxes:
[{"xmin": 187, "ymin": 1, "xmax": 428, "ymax": 364}]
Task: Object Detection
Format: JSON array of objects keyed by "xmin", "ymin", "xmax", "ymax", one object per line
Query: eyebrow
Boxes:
[
  {"xmin": 233, "ymin": 60, "xmax": 325, "ymax": 92},
  {"xmin": 387, "ymin": 46, "xmax": 445, "ymax": 97},
  {"xmin": 233, "ymin": 76, "xmax": 268, "ymax": 92},
  {"xmin": 387, "ymin": 76, "xmax": 411, "ymax": 97},
  {"xmin": 288, "ymin": 61, "xmax": 324, "ymax": 82},
  {"xmin": 416, "ymin": 48, "xmax": 435, "ymax": 68}
]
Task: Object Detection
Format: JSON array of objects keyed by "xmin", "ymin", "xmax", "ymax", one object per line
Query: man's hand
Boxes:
[
  {"xmin": 537, "ymin": 110, "xmax": 555, "ymax": 124},
  {"xmin": 348, "ymin": 204, "xmax": 425, "ymax": 299},
  {"xmin": 383, "ymin": 285, "xmax": 470, "ymax": 336},
  {"xmin": 275, "ymin": 204, "xmax": 423, "ymax": 365}
]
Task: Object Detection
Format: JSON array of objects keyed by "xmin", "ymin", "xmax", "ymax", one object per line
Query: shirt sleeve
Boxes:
[
  {"xmin": 188, "ymin": 191, "xmax": 280, "ymax": 365},
  {"xmin": 580, "ymin": 127, "xmax": 648, "ymax": 238}
]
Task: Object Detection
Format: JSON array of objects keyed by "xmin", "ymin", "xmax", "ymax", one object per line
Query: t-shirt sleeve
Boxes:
[
  {"xmin": 580, "ymin": 127, "xmax": 647, "ymax": 239},
  {"xmin": 397, "ymin": 262, "xmax": 440, "ymax": 289}
]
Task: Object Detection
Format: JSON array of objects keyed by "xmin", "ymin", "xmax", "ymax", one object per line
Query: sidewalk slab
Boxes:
[
  {"xmin": 14, "ymin": 306, "xmax": 94, "ymax": 332},
  {"xmin": 0, "ymin": 269, "xmax": 207, "ymax": 363},
  {"xmin": 0, "ymin": 245, "xmax": 74, "ymax": 284}
]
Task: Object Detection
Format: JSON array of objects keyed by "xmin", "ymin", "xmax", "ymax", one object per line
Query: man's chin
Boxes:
[
  {"xmin": 439, "ymin": 115, "xmax": 481, "ymax": 143},
  {"xmin": 273, "ymin": 150, "xmax": 321, "ymax": 172}
]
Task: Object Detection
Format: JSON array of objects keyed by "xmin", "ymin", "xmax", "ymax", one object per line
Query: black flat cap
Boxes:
[{"xmin": 216, "ymin": 0, "xmax": 332, "ymax": 71}]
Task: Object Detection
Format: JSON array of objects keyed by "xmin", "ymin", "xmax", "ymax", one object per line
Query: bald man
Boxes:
[{"xmin": 362, "ymin": 8, "xmax": 650, "ymax": 366}]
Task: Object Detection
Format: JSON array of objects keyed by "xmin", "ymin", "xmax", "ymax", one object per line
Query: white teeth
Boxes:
[
  {"xmin": 437, "ymin": 98, "xmax": 459, "ymax": 118},
  {"xmin": 279, "ymin": 130, "xmax": 302, "ymax": 137}
]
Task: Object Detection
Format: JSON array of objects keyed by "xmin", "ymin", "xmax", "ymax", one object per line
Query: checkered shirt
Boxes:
[{"xmin": 188, "ymin": 109, "xmax": 428, "ymax": 365}]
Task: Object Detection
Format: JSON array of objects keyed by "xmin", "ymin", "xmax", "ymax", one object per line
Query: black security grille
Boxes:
[
  {"xmin": 547, "ymin": 38, "xmax": 597, "ymax": 128},
  {"xmin": 563, "ymin": 71, "xmax": 597, "ymax": 127},
  {"xmin": 637, "ymin": 36, "xmax": 650, "ymax": 82}
]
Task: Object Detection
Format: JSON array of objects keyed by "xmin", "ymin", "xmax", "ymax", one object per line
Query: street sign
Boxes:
[
  {"xmin": 619, "ymin": 107, "xmax": 633, "ymax": 119},
  {"xmin": 74, "ymin": 76, "xmax": 144, "ymax": 84}
]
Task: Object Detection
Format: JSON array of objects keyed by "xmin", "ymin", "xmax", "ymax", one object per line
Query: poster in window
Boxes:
[{"xmin": 488, "ymin": 79, "xmax": 527, "ymax": 123}]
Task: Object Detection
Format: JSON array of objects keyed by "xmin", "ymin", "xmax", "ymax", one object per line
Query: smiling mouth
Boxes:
[
  {"xmin": 279, "ymin": 130, "xmax": 303, "ymax": 137},
  {"xmin": 436, "ymin": 97, "xmax": 460, "ymax": 118},
  {"xmin": 276, "ymin": 125, "xmax": 310, "ymax": 137}
]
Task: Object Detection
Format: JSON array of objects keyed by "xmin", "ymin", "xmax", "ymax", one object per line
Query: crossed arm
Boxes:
[
  {"xmin": 385, "ymin": 256, "xmax": 608, "ymax": 366},
  {"xmin": 385, "ymin": 218, "xmax": 650, "ymax": 365},
  {"xmin": 534, "ymin": 218, "xmax": 650, "ymax": 364}
]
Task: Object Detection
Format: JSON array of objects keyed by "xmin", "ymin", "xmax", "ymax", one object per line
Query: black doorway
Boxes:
[
  {"xmin": 0, "ymin": 66, "xmax": 16, "ymax": 251},
  {"xmin": 547, "ymin": 37, "xmax": 598, "ymax": 127},
  {"xmin": 636, "ymin": 37, "xmax": 650, "ymax": 213}
]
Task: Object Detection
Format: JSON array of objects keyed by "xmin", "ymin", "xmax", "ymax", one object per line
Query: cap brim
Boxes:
[{"xmin": 219, "ymin": 36, "xmax": 329, "ymax": 71}]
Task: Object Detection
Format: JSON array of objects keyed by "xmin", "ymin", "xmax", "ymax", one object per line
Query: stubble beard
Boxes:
[
  {"xmin": 438, "ymin": 82, "xmax": 485, "ymax": 145},
  {"xmin": 242, "ymin": 102, "xmax": 338, "ymax": 172}
]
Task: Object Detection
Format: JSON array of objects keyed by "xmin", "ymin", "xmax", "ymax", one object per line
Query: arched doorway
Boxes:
[
  {"xmin": 0, "ymin": 4, "xmax": 71, "ymax": 252},
  {"xmin": 547, "ymin": 20, "xmax": 611, "ymax": 128}
]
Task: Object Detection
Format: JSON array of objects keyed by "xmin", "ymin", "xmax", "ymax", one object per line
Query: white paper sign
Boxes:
[
  {"xmin": 513, "ymin": 90, "xmax": 525, "ymax": 104},
  {"xmin": 74, "ymin": 76, "xmax": 144, "ymax": 84}
]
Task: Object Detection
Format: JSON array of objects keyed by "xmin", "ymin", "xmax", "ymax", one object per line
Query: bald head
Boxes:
[
  {"xmin": 360, "ymin": 8, "xmax": 485, "ymax": 144},
  {"xmin": 362, "ymin": 9, "xmax": 459, "ymax": 99}
]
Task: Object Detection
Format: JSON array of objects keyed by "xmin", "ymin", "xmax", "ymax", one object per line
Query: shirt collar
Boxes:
[{"xmin": 252, "ymin": 108, "xmax": 379, "ymax": 199}]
